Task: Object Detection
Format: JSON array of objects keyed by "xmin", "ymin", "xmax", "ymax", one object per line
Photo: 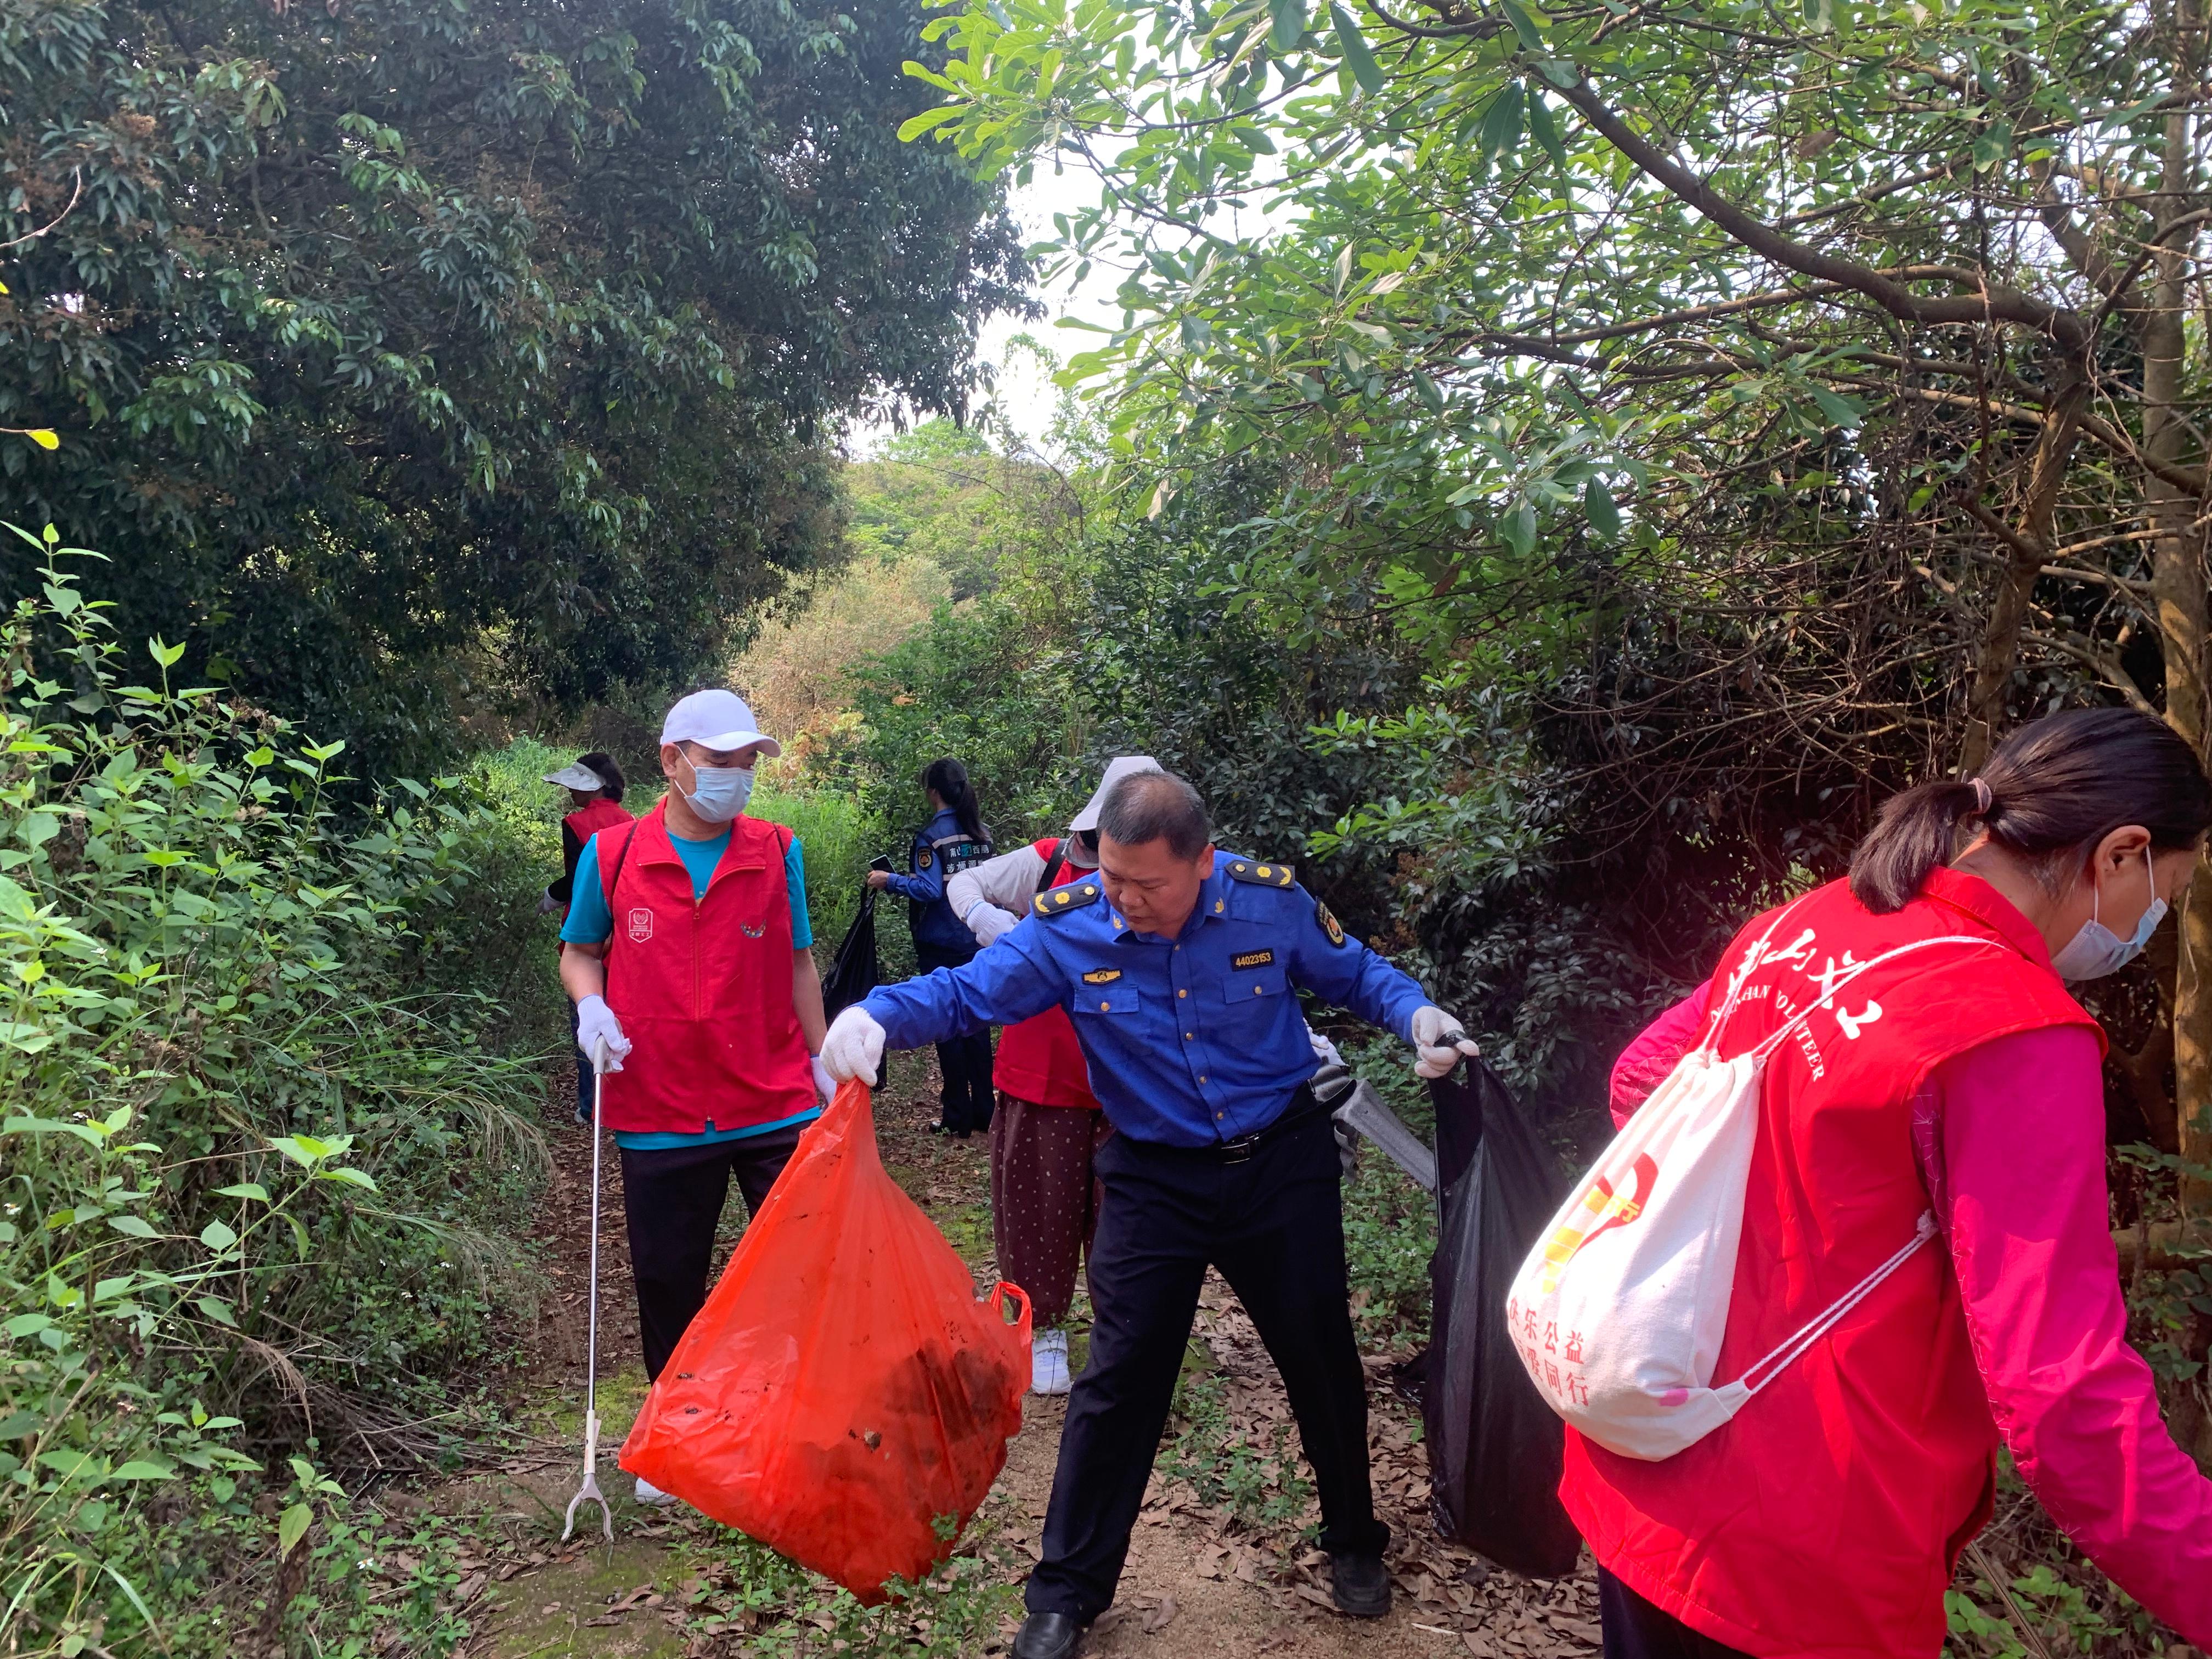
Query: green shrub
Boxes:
[
  {"xmin": 751, "ymin": 780, "xmax": 877, "ymax": 970},
  {"xmin": 0, "ymin": 526, "xmax": 550, "ymax": 1655}
]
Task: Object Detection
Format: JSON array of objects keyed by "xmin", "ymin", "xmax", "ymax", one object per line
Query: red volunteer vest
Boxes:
[
  {"xmin": 1560, "ymin": 868, "xmax": 2100, "ymax": 1659},
  {"xmin": 564, "ymin": 797, "xmax": 634, "ymax": 852},
  {"xmin": 990, "ymin": 839, "xmax": 1099, "ymax": 1109},
  {"xmin": 591, "ymin": 804, "xmax": 816, "ymax": 1137},
  {"xmin": 552, "ymin": 799, "xmax": 633, "ymax": 953}
]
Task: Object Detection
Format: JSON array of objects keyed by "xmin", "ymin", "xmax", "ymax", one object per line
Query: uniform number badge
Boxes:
[
  {"xmin": 1316, "ymin": 901, "xmax": 1346, "ymax": 948},
  {"xmin": 627, "ymin": 907, "xmax": 654, "ymax": 942}
]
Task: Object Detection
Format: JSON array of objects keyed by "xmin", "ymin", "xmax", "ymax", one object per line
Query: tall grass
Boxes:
[{"xmin": 0, "ymin": 527, "xmax": 555, "ymax": 1657}]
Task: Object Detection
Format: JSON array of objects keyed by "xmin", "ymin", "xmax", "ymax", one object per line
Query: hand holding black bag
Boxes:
[
  {"xmin": 1423, "ymin": 1059, "xmax": 1583, "ymax": 1578},
  {"xmin": 820, "ymin": 887, "xmax": 881, "ymax": 1022}
]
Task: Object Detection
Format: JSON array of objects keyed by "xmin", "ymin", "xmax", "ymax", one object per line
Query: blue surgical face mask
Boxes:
[
  {"xmin": 2051, "ymin": 848, "xmax": 2166, "ymax": 981},
  {"xmin": 681, "ymin": 755, "xmax": 754, "ymax": 824}
]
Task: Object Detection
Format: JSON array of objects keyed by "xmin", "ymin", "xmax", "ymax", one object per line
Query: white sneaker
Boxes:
[
  {"xmin": 634, "ymin": 1475, "xmax": 678, "ymax": 1507},
  {"xmin": 1031, "ymin": 1329, "xmax": 1071, "ymax": 1396}
]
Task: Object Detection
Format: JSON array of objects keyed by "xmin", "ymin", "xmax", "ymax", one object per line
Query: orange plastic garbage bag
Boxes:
[{"xmin": 620, "ymin": 1079, "xmax": 1030, "ymax": 1602}]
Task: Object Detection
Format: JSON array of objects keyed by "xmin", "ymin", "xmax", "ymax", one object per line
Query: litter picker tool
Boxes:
[
  {"xmin": 562, "ymin": 1035, "xmax": 615, "ymax": 1544},
  {"xmin": 1336, "ymin": 1079, "xmax": 1438, "ymax": 1193}
]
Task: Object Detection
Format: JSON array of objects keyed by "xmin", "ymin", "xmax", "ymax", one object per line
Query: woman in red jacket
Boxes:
[{"xmin": 1578, "ymin": 708, "xmax": 2212, "ymax": 1658}]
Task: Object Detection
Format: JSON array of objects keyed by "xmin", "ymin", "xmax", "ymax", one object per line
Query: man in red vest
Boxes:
[{"xmin": 558, "ymin": 690, "xmax": 836, "ymax": 1506}]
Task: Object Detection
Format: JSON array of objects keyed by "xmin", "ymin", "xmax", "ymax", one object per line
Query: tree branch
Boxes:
[
  {"xmin": 2023, "ymin": 628, "xmax": 2160, "ymax": 718},
  {"xmin": 0, "ymin": 170, "xmax": 82, "ymax": 251},
  {"xmin": 1551, "ymin": 72, "xmax": 2093, "ymax": 351}
]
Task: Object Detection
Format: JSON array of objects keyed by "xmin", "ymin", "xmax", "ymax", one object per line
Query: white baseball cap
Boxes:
[
  {"xmin": 542, "ymin": 759, "xmax": 608, "ymax": 791},
  {"xmin": 1070, "ymin": 755, "xmax": 1163, "ymax": 832},
  {"xmin": 660, "ymin": 689, "xmax": 782, "ymax": 757}
]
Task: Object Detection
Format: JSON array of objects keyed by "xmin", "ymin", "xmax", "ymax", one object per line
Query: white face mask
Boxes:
[
  {"xmin": 680, "ymin": 754, "xmax": 754, "ymax": 823},
  {"xmin": 2050, "ymin": 848, "xmax": 2166, "ymax": 981}
]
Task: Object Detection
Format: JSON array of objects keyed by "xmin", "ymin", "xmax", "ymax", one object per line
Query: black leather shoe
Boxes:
[
  {"xmin": 1329, "ymin": 1551, "xmax": 1391, "ymax": 1618},
  {"xmin": 1011, "ymin": 1611, "xmax": 1086, "ymax": 1659}
]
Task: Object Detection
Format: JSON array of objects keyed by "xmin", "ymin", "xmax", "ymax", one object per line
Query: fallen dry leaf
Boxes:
[{"xmin": 1143, "ymin": 1595, "xmax": 1178, "ymax": 1633}]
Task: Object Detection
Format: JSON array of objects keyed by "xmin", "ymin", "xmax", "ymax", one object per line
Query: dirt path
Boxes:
[{"xmin": 438, "ymin": 1059, "xmax": 1602, "ymax": 1658}]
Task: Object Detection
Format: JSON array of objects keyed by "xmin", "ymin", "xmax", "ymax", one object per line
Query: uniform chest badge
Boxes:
[
  {"xmin": 1316, "ymin": 901, "xmax": 1346, "ymax": 948},
  {"xmin": 1081, "ymin": 968, "xmax": 1122, "ymax": 984},
  {"xmin": 627, "ymin": 907, "xmax": 654, "ymax": 943},
  {"xmin": 741, "ymin": 923, "xmax": 765, "ymax": 939},
  {"xmin": 1231, "ymin": 949, "xmax": 1275, "ymax": 969}
]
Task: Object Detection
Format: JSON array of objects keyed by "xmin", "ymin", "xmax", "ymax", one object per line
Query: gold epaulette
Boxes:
[
  {"xmin": 1224, "ymin": 859, "xmax": 1295, "ymax": 888},
  {"xmin": 1034, "ymin": 879, "xmax": 1104, "ymax": 918}
]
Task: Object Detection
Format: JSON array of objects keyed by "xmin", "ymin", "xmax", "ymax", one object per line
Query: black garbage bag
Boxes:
[
  {"xmin": 820, "ymin": 889, "xmax": 880, "ymax": 1022},
  {"xmin": 1423, "ymin": 1060, "xmax": 1583, "ymax": 1578}
]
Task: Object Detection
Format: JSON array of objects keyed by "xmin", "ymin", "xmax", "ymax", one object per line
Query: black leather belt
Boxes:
[{"xmin": 1209, "ymin": 1084, "xmax": 1323, "ymax": 1165}]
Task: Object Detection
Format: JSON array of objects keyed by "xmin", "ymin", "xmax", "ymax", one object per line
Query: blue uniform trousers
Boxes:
[
  {"xmin": 1025, "ymin": 1097, "xmax": 1387, "ymax": 1620},
  {"xmin": 914, "ymin": 940, "xmax": 995, "ymax": 1134}
]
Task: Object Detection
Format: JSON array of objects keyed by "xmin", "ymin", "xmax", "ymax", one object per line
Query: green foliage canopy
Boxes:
[
  {"xmin": 0, "ymin": 0, "xmax": 1033, "ymax": 768},
  {"xmin": 898, "ymin": 0, "xmax": 2212, "ymax": 966}
]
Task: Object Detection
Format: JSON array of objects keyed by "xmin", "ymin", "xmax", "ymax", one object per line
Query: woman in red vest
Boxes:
[
  {"xmin": 1575, "ymin": 707, "xmax": 2212, "ymax": 1657},
  {"xmin": 558, "ymin": 691, "xmax": 835, "ymax": 1506},
  {"xmin": 944, "ymin": 757, "xmax": 1160, "ymax": 1395},
  {"xmin": 542, "ymin": 752, "xmax": 634, "ymax": 1123}
]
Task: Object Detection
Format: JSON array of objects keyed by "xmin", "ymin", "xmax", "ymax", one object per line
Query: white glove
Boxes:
[
  {"xmin": 538, "ymin": 889, "xmax": 561, "ymax": 916},
  {"xmin": 821, "ymin": 1006, "xmax": 885, "ymax": 1086},
  {"xmin": 1410, "ymin": 1006, "xmax": 1480, "ymax": 1080},
  {"xmin": 810, "ymin": 1052, "xmax": 837, "ymax": 1108},
  {"xmin": 575, "ymin": 994, "xmax": 631, "ymax": 1074},
  {"xmin": 1307, "ymin": 1026, "xmax": 1345, "ymax": 1069},
  {"xmin": 966, "ymin": 900, "xmax": 1022, "ymax": 948}
]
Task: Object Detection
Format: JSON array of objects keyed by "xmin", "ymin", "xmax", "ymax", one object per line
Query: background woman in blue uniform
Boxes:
[{"xmin": 867, "ymin": 758, "xmax": 996, "ymax": 1136}]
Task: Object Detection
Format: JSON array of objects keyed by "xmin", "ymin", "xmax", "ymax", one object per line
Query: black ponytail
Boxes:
[
  {"xmin": 1850, "ymin": 707, "xmax": 2212, "ymax": 913},
  {"xmin": 578, "ymin": 750, "xmax": 625, "ymax": 804},
  {"xmin": 923, "ymin": 757, "xmax": 989, "ymax": 845}
]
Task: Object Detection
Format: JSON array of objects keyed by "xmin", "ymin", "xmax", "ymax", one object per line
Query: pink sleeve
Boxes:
[
  {"xmin": 1938, "ymin": 1026, "xmax": 2212, "ymax": 1645},
  {"xmin": 1607, "ymin": 979, "xmax": 1714, "ymax": 1128}
]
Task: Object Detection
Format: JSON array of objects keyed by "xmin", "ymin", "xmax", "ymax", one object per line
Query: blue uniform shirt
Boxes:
[
  {"xmin": 885, "ymin": 806, "xmax": 992, "ymax": 953},
  {"xmin": 862, "ymin": 851, "xmax": 1431, "ymax": 1147}
]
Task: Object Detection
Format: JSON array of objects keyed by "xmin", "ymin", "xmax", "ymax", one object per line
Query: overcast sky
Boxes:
[{"xmin": 852, "ymin": 159, "xmax": 1126, "ymax": 460}]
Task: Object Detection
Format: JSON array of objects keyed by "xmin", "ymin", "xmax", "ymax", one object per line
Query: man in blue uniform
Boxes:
[{"xmin": 822, "ymin": 770, "xmax": 1480, "ymax": 1659}]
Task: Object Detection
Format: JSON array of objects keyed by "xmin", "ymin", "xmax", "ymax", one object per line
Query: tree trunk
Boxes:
[
  {"xmin": 1958, "ymin": 378, "xmax": 2088, "ymax": 775},
  {"xmin": 2141, "ymin": 19, "xmax": 2212, "ymax": 1215},
  {"xmin": 2145, "ymin": 0, "xmax": 2212, "ymax": 1468}
]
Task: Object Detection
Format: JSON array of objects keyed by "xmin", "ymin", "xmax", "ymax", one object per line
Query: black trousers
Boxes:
[
  {"xmin": 1599, "ymin": 1569, "xmax": 1754, "ymax": 1659},
  {"xmin": 915, "ymin": 941, "xmax": 995, "ymax": 1133},
  {"xmin": 1025, "ymin": 1110, "xmax": 1387, "ymax": 1621},
  {"xmin": 619, "ymin": 1124, "xmax": 807, "ymax": 1379}
]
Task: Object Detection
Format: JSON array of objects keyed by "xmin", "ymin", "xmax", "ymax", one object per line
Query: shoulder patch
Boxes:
[
  {"xmin": 917, "ymin": 847, "xmax": 933, "ymax": 869},
  {"xmin": 1225, "ymin": 859, "xmax": 1296, "ymax": 889},
  {"xmin": 1034, "ymin": 879, "xmax": 1104, "ymax": 918},
  {"xmin": 1316, "ymin": 900, "xmax": 1347, "ymax": 947}
]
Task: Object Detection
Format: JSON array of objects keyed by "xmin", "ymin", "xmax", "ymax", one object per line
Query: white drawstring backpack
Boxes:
[{"xmin": 1505, "ymin": 911, "xmax": 1999, "ymax": 1460}]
